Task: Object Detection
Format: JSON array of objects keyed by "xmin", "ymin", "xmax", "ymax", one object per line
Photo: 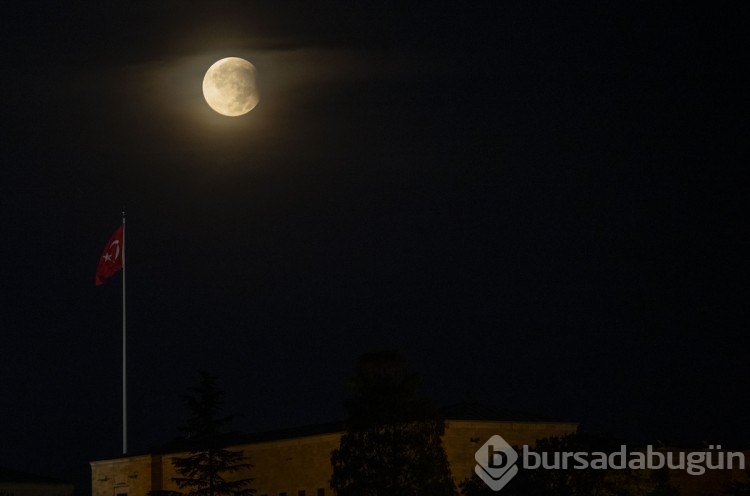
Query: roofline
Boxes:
[
  {"xmin": 445, "ymin": 418, "xmax": 580, "ymax": 426},
  {"xmin": 90, "ymin": 453, "xmax": 156, "ymax": 467},
  {"xmin": 90, "ymin": 417, "xmax": 579, "ymax": 464}
]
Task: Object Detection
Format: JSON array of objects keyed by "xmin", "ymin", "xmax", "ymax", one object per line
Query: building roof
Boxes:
[
  {"xmin": 0, "ymin": 466, "xmax": 72, "ymax": 485},
  {"xmin": 147, "ymin": 421, "xmax": 346, "ymax": 455},
  {"xmin": 138, "ymin": 401, "xmax": 572, "ymax": 457}
]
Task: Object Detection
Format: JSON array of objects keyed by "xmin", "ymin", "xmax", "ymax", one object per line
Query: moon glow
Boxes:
[{"xmin": 202, "ymin": 57, "xmax": 259, "ymax": 117}]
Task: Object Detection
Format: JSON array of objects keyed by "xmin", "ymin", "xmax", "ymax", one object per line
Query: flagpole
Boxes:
[{"xmin": 122, "ymin": 207, "xmax": 127, "ymax": 454}]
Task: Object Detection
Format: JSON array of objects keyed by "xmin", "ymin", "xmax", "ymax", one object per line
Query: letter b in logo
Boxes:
[{"xmin": 475, "ymin": 435, "xmax": 518, "ymax": 491}]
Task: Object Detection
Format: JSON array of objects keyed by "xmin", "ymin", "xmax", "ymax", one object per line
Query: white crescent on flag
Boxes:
[
  {"xmin": 96, "ymin": 225, "xmax": 124, "ymax": 286},
  {"xmin": 110, "ymin": 240, "xmax": 121, "ymax": 261}
]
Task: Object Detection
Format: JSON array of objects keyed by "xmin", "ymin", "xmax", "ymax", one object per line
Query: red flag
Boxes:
[{"xmin": 95, "ymin": 225, "xmax": 124, "ymax": 286}]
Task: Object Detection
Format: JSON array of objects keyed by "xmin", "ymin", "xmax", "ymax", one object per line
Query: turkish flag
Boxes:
[{"xmin": 95, "ymin": 225, "xmax": 124, "ymax": 286}]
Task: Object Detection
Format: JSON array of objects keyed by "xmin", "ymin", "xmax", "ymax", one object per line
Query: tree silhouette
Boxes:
[
  {"xmin": 330, "ymin": 349, "xmax": 458, "ymax": 496},
  {"xmin": 169, "ymin": 372, "xmax": 255, "ymax": 496},
  {"xmin": 724, "ymin": 469, "xmax": 750, "ymax": 496},
  {"xmin": 459, "ymin": 433, "xmax": 680, "ymax": 496}
]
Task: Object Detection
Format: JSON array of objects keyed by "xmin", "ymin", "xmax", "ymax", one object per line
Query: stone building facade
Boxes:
[{"xmin": 91, "ymin": 414, "xmax": 578, "ymax": 496}]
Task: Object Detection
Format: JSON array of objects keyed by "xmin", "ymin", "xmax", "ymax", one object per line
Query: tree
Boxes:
[
  {"xmin": 330, "ymin": 349, "xmax": 458, "ymax": 496},
  {"xmin": 459, "ymin": 433, "xmax": 681, "ymax": 496},
  {"xmin": 724, "ymin": 469, "xmax": 750, "ymax": 496},
  {"xmin": 169, "ymin": 372, "xmax": 255, "ymax": 496},
  {"xmin": 520, "ymin": 432, "xmax": 639, "ymax": 496},
  {"xmin": 644, "ymin": 467, "xmax": 680, "ymax": 496}
]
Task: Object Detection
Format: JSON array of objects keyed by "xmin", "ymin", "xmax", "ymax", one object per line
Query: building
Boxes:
[
  {"xmin": 0, "ymin": 466, "xmax": 74, "ymax": 496},
  {"xmin": 91, "ymin": 403, "xmax": 578, "ymax": 496}
]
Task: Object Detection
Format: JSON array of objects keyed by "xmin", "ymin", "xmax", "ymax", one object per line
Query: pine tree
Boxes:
[
  {"xmin": 330, "ymin": 349, "xmax": 458, "ymax": 496},
  {"xmin": 170, "ymin": 372, "xmax": 255, "ymax": 496}
]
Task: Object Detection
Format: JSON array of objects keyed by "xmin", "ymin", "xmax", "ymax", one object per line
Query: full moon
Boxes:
[{"xmin": 202, "ymin": 57, "xmax": 259, "ymax": 117}]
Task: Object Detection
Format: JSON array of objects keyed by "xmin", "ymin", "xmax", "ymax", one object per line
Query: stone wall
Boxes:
[
  {"xmin": 153, "ymin": 433, "xmax": 342, "ymax": 496},
  {"xmin": 90, "ymin": 420, "xmax": 578, "ymax": 496},
  {"xmin": 91, "ymin": 455, "xmax": 159, "ymax": 496},
  {"xmin": 443, "ymin": 419, "xmax": 579, "ymax": 486}
]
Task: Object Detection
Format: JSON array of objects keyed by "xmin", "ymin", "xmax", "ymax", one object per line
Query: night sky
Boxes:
[{"xmin": 1, "ymin": 2, "xmax": 747, "ymax": 494}]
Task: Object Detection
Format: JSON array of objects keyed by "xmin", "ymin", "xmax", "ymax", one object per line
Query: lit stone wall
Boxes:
[
  {"xmin": 91, "ymin": 420, "xmax": 578, "ymax": 496},
  {"xmin": 153, "ymin": 433, "xmax": 342, "ymax": 496},
  {"xmin": 443, "ymin": 420, "xmax": 579, "ymax": 486},
  {"xmin": 91, "ymin": 455, "xmax": 160, "ymax": 496}
]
